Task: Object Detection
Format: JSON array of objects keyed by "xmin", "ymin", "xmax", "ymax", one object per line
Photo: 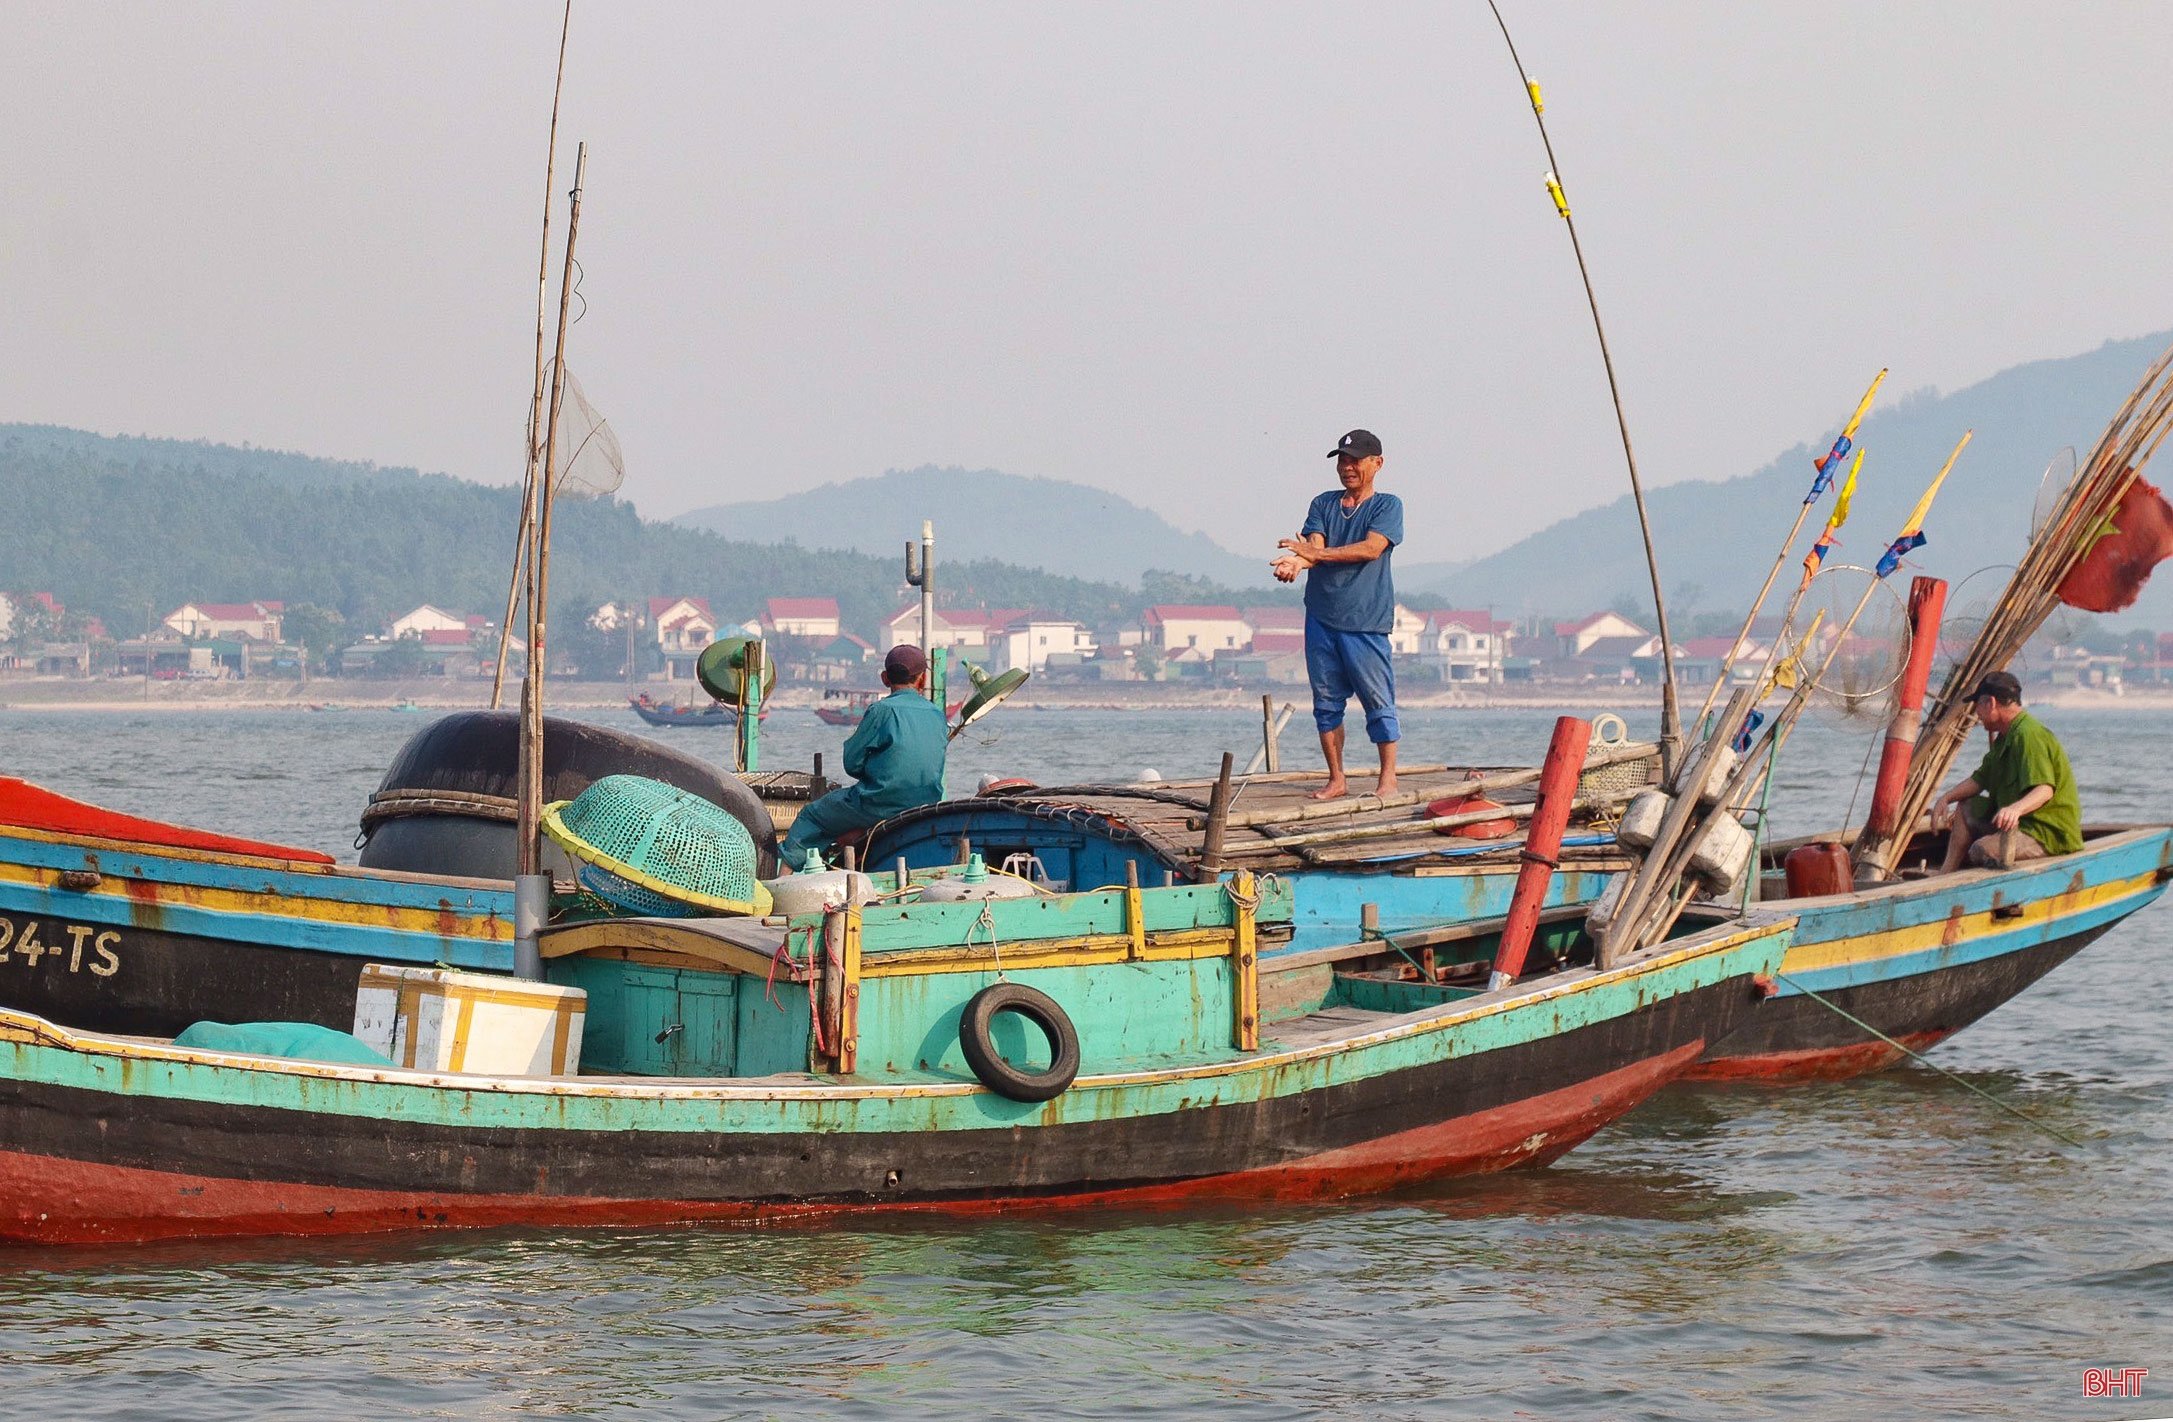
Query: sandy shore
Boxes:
[{"xmin": 0, "ymin": 677, "xmax": 2162, "ymax": 714}]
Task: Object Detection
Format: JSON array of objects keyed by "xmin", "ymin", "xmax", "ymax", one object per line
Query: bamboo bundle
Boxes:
[{"xmin": 1853, "ymin": 342, "xmax": 2173, "ymax": 879}]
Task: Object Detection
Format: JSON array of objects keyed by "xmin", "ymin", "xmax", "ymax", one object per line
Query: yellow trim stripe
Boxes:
[
  {"xmin": 0, "ymin": 859, "xmax": 513, "ymax": 940},
  {"xmin": 1781, "ymin": 870, "xmax": 2157, "ymax": 975}
]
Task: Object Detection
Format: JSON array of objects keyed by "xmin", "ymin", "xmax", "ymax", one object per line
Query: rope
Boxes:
[
  {"xmin": 766, "ymin": 924, "xmax": 812, "ymax": 1012},
  {"xmin": 360, "ymin": 788, "xmax": 518, "ymax": 828},
  {"xmin": 968, "ymin": 901, "xmax": 1004, "ymax": 980},
  {"xmin": 1774, "ymin": 972, "xmax": 2086, "ymax": 1149}
]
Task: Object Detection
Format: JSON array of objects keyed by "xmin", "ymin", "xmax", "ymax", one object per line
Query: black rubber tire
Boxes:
[{"xmin": 958, "ymin": 983, "xmax": 1081, "ymax": 1102}]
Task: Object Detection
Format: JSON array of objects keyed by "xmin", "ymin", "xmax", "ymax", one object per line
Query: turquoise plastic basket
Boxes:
[{"xmin": 541, "ymin": 774, "xmax": 770, "ymax": 917}]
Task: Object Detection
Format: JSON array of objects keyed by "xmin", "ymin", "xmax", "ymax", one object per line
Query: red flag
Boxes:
[{"xmin": 2057, "ymin": 476, "xmax": 2173, "ymax": 612}]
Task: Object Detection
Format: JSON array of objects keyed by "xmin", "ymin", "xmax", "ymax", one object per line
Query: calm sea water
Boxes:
[{"xmin": 0, "ymin": 702, "xmax": 2168, "ymax": 1421}]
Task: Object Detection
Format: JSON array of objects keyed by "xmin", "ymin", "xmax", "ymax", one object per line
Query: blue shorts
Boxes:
[{"xmin": 1305, "ymin": 615, "xmax": 1399, "ymax": 744}]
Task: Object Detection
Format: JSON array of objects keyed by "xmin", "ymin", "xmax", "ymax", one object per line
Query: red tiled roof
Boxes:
[
  {"xmin": 1684, "ymin": 636, "xmax": 1771, "ymax": 660},
  {"xmin": 1145, "ymin": 604, "xmax": 1243, "ymax": 623},
  {"xmin": 196, "ymin": 602, "xmax": 277, "ymax": 621},
  {"xmin": 417, "ymin": 628, "xmax": 471, "ymax": 646},
  {"xmin": 766, "ymin": 597, "xmax": 839, "ymax": 621},
  {"xmin": 1243, "ymin": 606, "xmax": 1305, "ymax": 631},
  {"xmin": 1251, "ymin": 631, "xmax": 1306, "ymax": 653}
]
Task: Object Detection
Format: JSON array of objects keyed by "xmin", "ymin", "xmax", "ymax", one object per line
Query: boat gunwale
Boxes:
[
  {"xmin": 1755, "ymin": 823, "xmax": 2172, "ymax": 912},
  {"xmin": 0, "ymin": 818, "xmax": 511, "ymax": 894}
]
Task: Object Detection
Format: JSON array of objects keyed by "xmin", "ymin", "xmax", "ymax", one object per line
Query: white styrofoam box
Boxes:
[
  {"xmin": 1584, "ymin": 873, "xmax": 1629, "ymax": 936},
  {"xmin": 1615, "ymin": 789, "xmax": 1670, "ymax": 851},
  {"xmin": 1688, "ymin": 814, "xmax": 1756, "ymax": 893},
  {"xmin": 354, "ymin": 965, "xmax": 585, "ymax": 1077},
  {"xmin": 1670, "ymin": 744, "xmax": 1740, "ymax": 806}
]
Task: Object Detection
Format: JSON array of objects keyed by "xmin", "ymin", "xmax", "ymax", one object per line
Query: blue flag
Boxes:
[
  {"xmin": 1804, "ymin": 434, "xmax": 1853, "ymax": 504},
  {"xmin": 1875, "ymin": 531, "xmax": 1926, "ymax": 579}
]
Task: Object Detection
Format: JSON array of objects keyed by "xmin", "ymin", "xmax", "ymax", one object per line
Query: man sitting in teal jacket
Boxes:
[{"xmin": 781, "ymin": 644, "xmax": 948, "ymax": 866}]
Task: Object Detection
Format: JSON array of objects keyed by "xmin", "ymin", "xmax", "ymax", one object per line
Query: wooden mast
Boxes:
[
  {"xmin": 516, "ymin": 142, "xmax": 588, "ymax": 881},
  {"xmin": 1485, "ymin": 2, "xmax": 1682, "ymax": 771},
  {"xmin": 492, "ymin": 0, "xmax": 575, "ymax": 711}
]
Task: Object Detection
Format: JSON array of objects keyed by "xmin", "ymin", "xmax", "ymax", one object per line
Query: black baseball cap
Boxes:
[
  {"xmin": 1327, "ymin": 429, "xmax": 1383, "ymax": 460},
  {"xmin": 1970, "ymin": 671, "xmax": 2022, "ymax": 705},
  {"xmin": 883, "ymin": 643, "xmax": 928, "ymax": 684}
]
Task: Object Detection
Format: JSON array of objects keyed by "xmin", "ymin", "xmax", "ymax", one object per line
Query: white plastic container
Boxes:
[
  {"xmin": 1584, "ymin": 873, "xmax": 1629, "ymax": 937},
  {"xmin": 354, "ymin": 965, "xmax": 585, "ymax": 1076},
  {"xmin": 1615, "ymin": 789, "xmax": 1671, "ymax": 851},
  {"xmin": 917, "ymin": 853, "xmax": 1038, "ymax": 902},
  {"xmin": 1687, "ymin": 814, "xmax": 1756, "ymax": 893},
  {"xmin": 1670, "ymin": 745, "xmax": 1740, "ymax": 807},
  {"xmin": 763, "ymin": 865, "xmax": 877, "ymax": 917}
]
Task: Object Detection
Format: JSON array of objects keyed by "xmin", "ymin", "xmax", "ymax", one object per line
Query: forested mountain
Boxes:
[
  {"xmin": 0, "ymin": 426, "xmax": 1281, "ymax": 644},
  {"xmin": 1427, "ymin": 332, "xmax": 2173, "ymax": 628},
  {"xmin": 678, "ymin": 466, "xmax": 1274, "ymax": 588}
]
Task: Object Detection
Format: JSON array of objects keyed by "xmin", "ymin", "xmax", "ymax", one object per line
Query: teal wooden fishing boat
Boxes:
[{"xmin": 0, "ymin": 866, "xmax": 1794, "ymax": 1243}]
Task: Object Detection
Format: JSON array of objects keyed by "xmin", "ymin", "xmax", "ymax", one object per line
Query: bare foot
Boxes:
[
  {"xmin": 1375, "ymin": 775, "xmax": 1398, "ymax": 798},
  {"xmin": 1308, "ymin": 780, "xmax": 1348, "ymax": 801}
]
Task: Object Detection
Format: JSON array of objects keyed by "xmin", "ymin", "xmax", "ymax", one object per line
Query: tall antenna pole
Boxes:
[
  {"xmin": 1485, "ymin": 2, "xmax": 1682, "ymax": 770},
  {"xmin": 516, "ymin": 141, "xmax": 587, "ymax": 882},
  {"xmin": 493, "ymin": 0, "xmax": 575, "ymax": 711}
]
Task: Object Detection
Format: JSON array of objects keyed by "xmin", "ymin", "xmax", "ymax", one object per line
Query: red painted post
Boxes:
[
  {"xmin": 1864, "ymin": 576, "xmax": 1949, "ymax": 844},
  {"xmin": 1490, "ymin": 716, "xmax": 1593, "ymax": 990}
]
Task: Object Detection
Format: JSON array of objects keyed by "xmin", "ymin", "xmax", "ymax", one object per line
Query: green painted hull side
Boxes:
[{"xmin": 0, "ymin": 919, "xmax": 1791, "ymax": 1139}]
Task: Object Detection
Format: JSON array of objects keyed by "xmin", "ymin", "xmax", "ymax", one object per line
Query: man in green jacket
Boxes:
[
  {"xmin": 1931, "ymin": 670, "xmax": 2082, "ymax": 872},
  {"xmin": 781, "ymin": 644, "xmax": 949, "ymax": 867}
]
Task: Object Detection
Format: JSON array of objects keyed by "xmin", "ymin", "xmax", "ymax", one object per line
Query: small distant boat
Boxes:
[
  {"xmin": 811, "ymin": 688, "xmax": 881, "ymax": 726},
  {"xmin": 629, "ymin": 693, "xmax": 759, "ymax": 728},
  {"xmin": 813, "ymin": 687, "xmax": 965, "ymax": 727},
  {"xmin": 392, "ymin": 699, "xmax": 423, "ymax": 713}
]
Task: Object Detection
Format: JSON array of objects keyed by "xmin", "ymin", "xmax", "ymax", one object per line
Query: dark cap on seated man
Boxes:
[
  {"xmin": 883, "ymin": 643, "xmax": 928, "ymax": 686},
  {"xmin": 1970, "ymin": 670, "xmax": 2023, "ymax": 705}
]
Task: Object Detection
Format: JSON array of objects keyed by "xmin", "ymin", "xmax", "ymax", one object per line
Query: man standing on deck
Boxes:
[
  {"xmin": 1930, "ymin": 671, "xmax": 2082, "ymax": 871},
  {"xmin": 1272, "ymin": 428, "xmax": 1403, "ymax": 801},
  {"xmin": 781, "ymin": 644, "xmax": 948, "ymax": 866}
]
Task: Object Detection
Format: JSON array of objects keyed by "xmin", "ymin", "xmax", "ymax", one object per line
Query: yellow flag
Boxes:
[
  {"xmin": 1899, "ymin": 431, "xmax": 1973, "ymax": 538},
  {"xmin": 1826, "ymin": 449, "xmax": 1863, "ymax": 533}
]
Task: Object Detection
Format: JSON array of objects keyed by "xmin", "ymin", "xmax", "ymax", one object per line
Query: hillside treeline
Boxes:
[{"xmin": 0, "ymin": 426, "xmax": 1275, "ymax": 645}]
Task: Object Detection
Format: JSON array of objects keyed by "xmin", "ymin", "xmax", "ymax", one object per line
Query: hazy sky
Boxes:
[{"xmin": 5, "ymin": 2, "xmax": 2169, "ymax": 569}]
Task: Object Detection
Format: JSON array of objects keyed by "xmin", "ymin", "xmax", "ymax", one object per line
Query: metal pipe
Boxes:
[{"xmin": 513, "ymin": 872, "xmax": 549, "ymax": 982}]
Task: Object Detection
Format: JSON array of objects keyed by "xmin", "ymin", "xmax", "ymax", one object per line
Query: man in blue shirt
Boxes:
[
  {"xmin": 781, "ymin": 644, "xmax": 950, "ymax": 865},
  {"xmin": 1274, "ymin": 428, "xmax": 1404, "ymax": 800}
]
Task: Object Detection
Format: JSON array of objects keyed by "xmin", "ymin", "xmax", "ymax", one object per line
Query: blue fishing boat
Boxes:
[
  {"xmin": 1691, "ymin": 823, "xmax": 2173, "ymax": 1078},
  {"xmin": 630, "ymin": 692, "xmax": 761, "ymax": 728},
  {"xmin": 861, "ymin": 742, "xmax": 1660, "ymax": 955}
]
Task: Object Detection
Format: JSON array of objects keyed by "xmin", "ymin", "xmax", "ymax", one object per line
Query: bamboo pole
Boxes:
[
  {"xmin": 1857, "ymin": 347, "xmax": 2173, "ymax": 876},
  {"xmin": 1595, "ymin": 683, "xmax": 1755, "ymax": 967},
  {"xmin": 492, "ymin": 0, "xmax": 575, "ymax": 712},
  {"xmin": 1630, "ymin": 453, "xmax": 1968, "ymax": 949},
  {"xmin": 1200, "ymin": 740, "xmax": 1658, "ymax": 831},
  {"xmin": 1485, "ymin": 2, "xmax": 1681, "ymax": 773},
  {"xmin": 1198, "ymin": 752, "xmax": 1236, "ymax": 875},
  {"xmin": 1694, "ymin": 369, "xmax": 1887, "ymax": 731},
  {"xmin": 515, "ymin": 142, "xmax": 587, "ymax": 879}
]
